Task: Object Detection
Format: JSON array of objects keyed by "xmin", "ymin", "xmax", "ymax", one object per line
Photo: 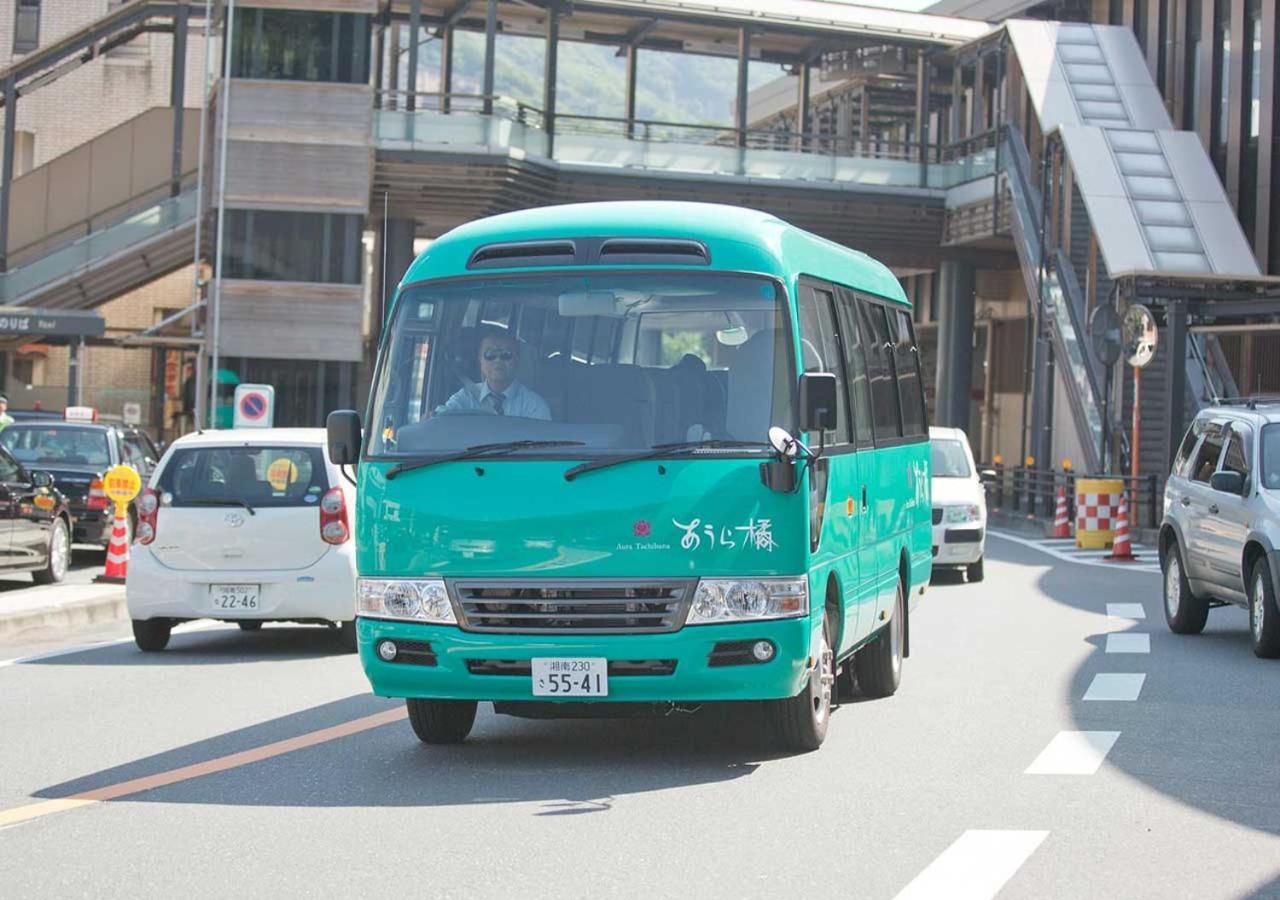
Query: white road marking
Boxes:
[
  {"xmin": 987, "ymin": 530, "xmax": 1160, "ymax": 573},
  {"xmin": 1107, "ymin": 603, "xmax": 1147, "ymax": 620},
  {"xmin": 1025, "ymin": 731, "xmax": 1120, "ymax": 775},
  {"xmin": 0, "ymin": 621, "xmax": 227, "ymax": 668},
  {"xmin": 1083, "ymin": 673, "xmax": 1146, "ymax": 701},
  {"xmin": 1106, "ymin": 633, "xmax": 1150, "ymax": 654},
  {"xmin": 893, "ymin": 830, "xmax": 1049, "ymax": 900}
]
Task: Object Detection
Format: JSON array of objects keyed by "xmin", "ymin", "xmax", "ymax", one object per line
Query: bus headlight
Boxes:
[
  {"xmin": 357, "ymin": 578, "xmax": 456, "ymax": 624},
  {"xmin": 686, "ymin": 578, "xmax": 808, "ymax": 625}
]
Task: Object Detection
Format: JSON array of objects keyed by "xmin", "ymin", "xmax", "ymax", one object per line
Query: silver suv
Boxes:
[{"xmin": 1160, "ymin": 402, "xmax": 1280, "ymax": 658}]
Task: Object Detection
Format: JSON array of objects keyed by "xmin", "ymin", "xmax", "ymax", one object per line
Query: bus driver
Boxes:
[{"xmin": 439, "ymin": 328, "xmax": 551, "ymax": 420}]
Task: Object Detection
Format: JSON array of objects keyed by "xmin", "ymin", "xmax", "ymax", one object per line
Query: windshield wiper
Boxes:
[
  {"xmin": 183, "ymin": 497, "xmax": 256, "ymax": 515},
  {"xmin": 563, "ymin": 439, "xmax": 772, "ymax": 482},
  {"xmin": 385, "ymin": 440, "xmax": 586, "ymax": 479}
]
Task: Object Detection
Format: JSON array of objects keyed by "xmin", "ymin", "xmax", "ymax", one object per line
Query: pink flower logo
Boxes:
[{"xmin": 633, "ymin": 520, "xmax": 651, "ymax": 538}]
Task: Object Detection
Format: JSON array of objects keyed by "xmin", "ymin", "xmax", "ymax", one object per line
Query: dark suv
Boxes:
[
  {"xmin": 1160, "ymin": 402, "xmax": 1280, "ymax": 658},
  {"xmin": 0, "ymin": 419, "xmax": 161, "ymax": 545}
]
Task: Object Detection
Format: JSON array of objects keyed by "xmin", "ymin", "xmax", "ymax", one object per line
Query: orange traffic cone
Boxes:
[
  {"xmin": 1105, "ymin": 493, "xmax": 1137, "ymax": 561},
  {"xmin": 1052, "ymin": 487, "xmax": 1071, "ymax": 538},
  {"xmin": 94, "ymin": 507, "xmax": 130, "ymax": 584}
]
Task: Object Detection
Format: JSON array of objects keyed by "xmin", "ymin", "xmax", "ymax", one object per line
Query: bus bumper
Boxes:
[{"xmin": 357, "ymin": 616, "xmax": 815, "ymax": 703}]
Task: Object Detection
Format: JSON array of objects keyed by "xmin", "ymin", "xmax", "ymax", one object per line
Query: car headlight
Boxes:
[
  {"xmin": 686, "ymin": 578, "xmax": 808, "ymax": 625},
  {"xmin": 945, "ymin": 504, "xmax": 982, "ymax": 524},
  {"xmin": 357, "ymin": 578, "xmax": 456, "ymax": 624}
]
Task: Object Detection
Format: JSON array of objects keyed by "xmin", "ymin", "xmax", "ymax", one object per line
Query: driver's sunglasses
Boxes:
[{"xmin": 483, "ymin": 349, "xmax": 515, "ymax": 362}]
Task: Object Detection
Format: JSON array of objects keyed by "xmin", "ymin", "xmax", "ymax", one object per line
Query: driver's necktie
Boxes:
[{"xmin": 490, "ymin": 392, "xmax": 506, "ymax": 415}]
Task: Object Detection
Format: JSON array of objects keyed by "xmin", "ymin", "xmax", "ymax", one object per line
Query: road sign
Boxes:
[
  {"xmin": 1089, "ymin": 304, "xmax": 1122, "ymax": 367},
  {"xmin": 102, "ymin": 464, "xmax": 142, "ymax": 517},
  {"xmin": 1123, "ymin": 304, "xmax": 1158, "ymax": 368},
  {"xmin": 233, "ymin": 384, "xmax": 274, "ymax": 429},
  {"xmin": 122, "ymin": 402, "xmax": 141, "ymax": 425}
]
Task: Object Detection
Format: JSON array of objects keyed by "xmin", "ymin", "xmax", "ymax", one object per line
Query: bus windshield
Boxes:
[{"xmin": 367, "ymin": 273, "xmax": 793, "ymax": 457}]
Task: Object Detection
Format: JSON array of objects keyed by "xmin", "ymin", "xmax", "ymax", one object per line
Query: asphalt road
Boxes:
[{"xmin": 2, "ymin": 535, "xmax": 1278, "ymax": 898}]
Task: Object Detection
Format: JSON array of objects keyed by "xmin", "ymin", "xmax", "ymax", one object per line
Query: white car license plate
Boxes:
[
  {"xmin": 209, "ymin": 584, "xmax": 260, "ymax": 611},
  {"xmin": 531, "ymin": 658, "xmax": 608, "ymax": 697}
]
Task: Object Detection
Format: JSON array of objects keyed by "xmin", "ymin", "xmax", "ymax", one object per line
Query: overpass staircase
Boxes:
[{"xmin": 999, "ymin": 20, "xmax": 1252, "ymax": 478}]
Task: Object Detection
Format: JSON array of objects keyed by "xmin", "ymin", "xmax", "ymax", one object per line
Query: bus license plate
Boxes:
[
  {"xmin": 531, "ymin": 658, "xmax": 608, "ymax": 697},
  {"xmin": 209, "ymin": 584, "xmax": 260, "ymax": 610}
]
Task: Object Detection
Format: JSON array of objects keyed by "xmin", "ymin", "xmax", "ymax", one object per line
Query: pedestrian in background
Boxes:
[{"xmin": 0, "ymin": 396, "xmax": 13, "ymax": 431}]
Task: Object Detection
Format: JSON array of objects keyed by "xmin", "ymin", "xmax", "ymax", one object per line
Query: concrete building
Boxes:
[{"xmin": 2, "ymin": 0, "xmax": 1278, "ymax": 505}]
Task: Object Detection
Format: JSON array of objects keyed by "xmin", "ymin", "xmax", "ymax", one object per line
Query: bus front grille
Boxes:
[{"xmin": 451, "ymin": 580, "xmax": 692, "ymax": 634}]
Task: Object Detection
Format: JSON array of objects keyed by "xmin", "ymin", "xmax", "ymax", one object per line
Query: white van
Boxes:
[
  {"xmin": 929, "ymin": 426, "xmax": 987, "ymax": 582},
  {"xmin": 125, "ymin": 428, "xmax": 358, "ymax": 651}
]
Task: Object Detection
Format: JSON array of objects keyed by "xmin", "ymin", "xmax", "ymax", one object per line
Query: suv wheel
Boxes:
[
  {"xmin": 1162, "ymin": 541, "xmax": 1208, "ymax": 635},
  {"xmin": 1248, "ymin": 559, "xmax": 1280, "ymax": 659}
]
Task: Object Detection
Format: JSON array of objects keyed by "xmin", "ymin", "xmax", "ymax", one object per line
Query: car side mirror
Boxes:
[
  {"xmin": 799, "ymin": 372, "xmax": 838, "ymax": 433},
  {"xmin": 327, "ymin": 410, "xmax": 362, "ymax": 466},
  {"xmin": 31, "ymin": 470, "xmax": 53, "ymax": 488},
  {"xmin": 1210, "ymin": 471, "xmax": 1245, "ymax": 496},
  {"xmin": 979, "ymin": 469, "xmax": 997, "ymax": 483}
]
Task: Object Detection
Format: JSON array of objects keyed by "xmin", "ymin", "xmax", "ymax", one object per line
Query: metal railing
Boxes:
[{"xmin": 980, "ymin": 464, "xmax": 1162, "ymax": 530}]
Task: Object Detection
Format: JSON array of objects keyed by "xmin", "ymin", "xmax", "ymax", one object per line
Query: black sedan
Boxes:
[
  {"xmin": 0, "ymin": 441, "xmax": 72, "ymax": 583},
  {"xmin": 0, "ymin": 420, "xmax": 159, "ymax": 546}
]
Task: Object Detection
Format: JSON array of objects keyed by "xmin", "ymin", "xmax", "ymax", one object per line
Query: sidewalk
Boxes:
[{"xmin": 0, "ymin": 581, "xmax": 126, "ymax": 638}]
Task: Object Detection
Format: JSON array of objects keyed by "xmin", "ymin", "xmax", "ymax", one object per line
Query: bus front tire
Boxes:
[
  {"xmin": 768, "ymin": 610, "xmax": 833, "ymax": 753},
  {"xmin": 407, "ymin": 698, "xmax": 477, "ymax": 744},
  {"xmin": 855, "ymin": 582, "xmax": 904, "ymax": 699}
]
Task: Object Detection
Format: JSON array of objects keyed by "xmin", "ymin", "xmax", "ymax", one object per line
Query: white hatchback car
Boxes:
[
  {"xmin": 125, "ymin": 428, "xmax": 357, "ymax": 652},
  {"xmin": 929, "ymin": 426, "xmax": 987, "ymax": 582}
]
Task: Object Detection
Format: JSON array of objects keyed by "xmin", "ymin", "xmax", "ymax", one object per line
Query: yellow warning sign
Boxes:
[
  {"xmin": 102, "ymin": 464, "xmax": 142, "ymax": 517},
  {"xmin": 266, "ymin": 457, "xmax": 299, "ymax": 491}
]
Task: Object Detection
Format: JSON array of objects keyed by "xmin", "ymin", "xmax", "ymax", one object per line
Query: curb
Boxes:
[{"xmin": 0, "ymin": 591, "xmax": 127, "ymax": 638}]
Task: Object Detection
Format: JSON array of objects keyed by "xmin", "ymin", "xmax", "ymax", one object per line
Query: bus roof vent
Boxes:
[
  {"xmin": 467, "ymin": 241, "xmax": 578, "ymax": 269},
  {"xmin": 597, "ymin": 239, "xmax": 710, "ymax": 266}
]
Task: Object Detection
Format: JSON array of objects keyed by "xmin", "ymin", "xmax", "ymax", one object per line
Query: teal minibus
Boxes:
[{"xmin": 327, "ymin": 201, "xmax": 932, "ymax": 751}]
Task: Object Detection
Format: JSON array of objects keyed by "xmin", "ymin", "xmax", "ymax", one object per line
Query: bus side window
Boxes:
[
  {"xmin": 834, "ymin": 289, "xmax": 874, "ymax": 447},
  {"xmin": 855, "ymin": 299, "xmax": 902, "ymax": 443},
  {"xmin": 797, "ymin": 284, "xmax": 850, "ymax": 446},
  {"xmin": 890, "ymin": 309, "xmax": 927, "ymax": 438}
]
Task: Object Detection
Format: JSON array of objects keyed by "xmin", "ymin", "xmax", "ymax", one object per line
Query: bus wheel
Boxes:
[
  {"xmin": 855, "ymin": 581, "xmax": 904, "ymax": 699},
  {"xmin": 769, "ymin": 610, "xmax": 834, "ymax": 752},
  {"xmin": 407, "ymin": 698, "xmax": 477, "ymax": 744}
]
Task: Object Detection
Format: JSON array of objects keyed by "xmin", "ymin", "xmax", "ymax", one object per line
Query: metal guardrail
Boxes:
[{"xmin": 980, "ymin": 464, "xmax": 1162, "ymax": 530}]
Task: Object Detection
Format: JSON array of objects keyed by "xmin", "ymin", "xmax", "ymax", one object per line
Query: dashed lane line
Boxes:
[
  {"xmin": 1105, "ymin": 633, "xmax": 1151, "ymax": 653},
  {"xmin": 1106, "ymin": 603, "xmax": 1147, "ymax": 620},
  {"xmin": 0, "ymin": 707, "xmax": 408, "ymax": 830},
  {"xmin": 1025, "ymin": 731, "xmax": 1121, "ymax": 775},
  {"xmin": 1082, "ymin": 673, "xmax": 1146, "ymax": 701},
  {"xmin": 892, "ymin": 830, "xmax": 1050, "ymax": 900}
]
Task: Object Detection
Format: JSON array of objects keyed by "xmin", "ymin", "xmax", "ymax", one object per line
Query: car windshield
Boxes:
[
  {"xmin": 1262, "ymin": 424, "xmax": 1280, "ymax": 490},
  {"xmin": 366, "ymin": 272, "xmax": 793, "ymax": 456},
  {"xmin": 0, "ymin": 425, "xmax": 111, "ymax": 467},
  {"xmin": 931, "ymin": 438, "xmax": 971, "ymax": 478},
  {"xmin": 157, "ymin": 446, "xmax": 329, "ymax": 508}
]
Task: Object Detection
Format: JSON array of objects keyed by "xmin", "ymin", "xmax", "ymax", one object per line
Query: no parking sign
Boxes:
[{"xmin": 233, "ymin": 384, "xmax": 275, "ymax": 429}]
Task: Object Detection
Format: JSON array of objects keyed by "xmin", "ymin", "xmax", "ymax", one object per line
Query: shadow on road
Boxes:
[
  {"xmin": 989, "ymin": 536, "xmax": 1280, "ymax": 839},
  {"xmin": 25, "ymin": 625, "xmax": 353, "ymax": 666},
  {"xmin": 34, "ymin": 693, "xmax": 797, "ymax": 812}
]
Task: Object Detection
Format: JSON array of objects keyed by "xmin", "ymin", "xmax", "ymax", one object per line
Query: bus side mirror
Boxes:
[
  {"xmin": 327, "ymin": 410, "xmax": 362, "ymax": 466},
  {"xmin": 799, "ymin": 373, "xmax": 838, "ymax": 433}
]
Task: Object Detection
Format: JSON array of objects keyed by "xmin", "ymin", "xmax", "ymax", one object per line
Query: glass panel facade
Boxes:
[
  {"xmin": 222, "ymin": 211, "xmax": 362, "ymax": 284},
  {"xmin": 1185, "ymin": 1, "xmax": 1202, "ymax": 132},
  {"xmin": 1240, "ymin": 0, "xmax": 1262, "ymax": 244},
  {"xmin": 231, "ymin": 9, "xmax": 370, "ymax": 83},
  {"xmin": 1211, "ymin": 1, "xmax": 1230, "ymax": 177}
]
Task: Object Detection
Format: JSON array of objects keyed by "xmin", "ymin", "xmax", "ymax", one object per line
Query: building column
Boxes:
[
  {"xmin": 440, "ymin": 26, "xmax": 454, "ymax": 113},
  {"xmin": 376, "ymin": 218, "xmax": 417, "ymax": 339},
  {"xmin": 624, "ymin": 44, "xmax": 638, "ymax": 138},
  {"xmin": 170, "ymin": 1, "xmax": 189, "ymax": 198},
  {"xmin": 1164, "ymin": 300, "xmax": 1188, "ymax": 471},
  {"xmin": 735, "ymin": 28, "xmax": 750, "ymax": 149},
  {"xmin": 543, "ymin": 5, "xmax": 559, "ymax": 155},
  {"xmin": 482, "ymin": 0, "xmax": 497, "ymax": 115},
  {"xmin": 0, "ymin": 77, "xmax": 15, "ymax": 273},
  {"xmin": 915, "ymin": 51, "xmax": 931, "ymax": 182},
  {"xmin": 933, "ymin": 259, "xmax": 976, "ymax": 432},
  {"xmin": 407, "ymin": 0, "xmax": 421, "ymax": 112}
]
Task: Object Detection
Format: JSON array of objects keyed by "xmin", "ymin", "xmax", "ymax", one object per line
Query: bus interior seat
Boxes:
[
  {"xmin": 725, "ymin": 329, "xmax": 777, "ymax": 441},
  {"xmin": 563, "ymin": 364, "xmax": 657, "ymax": 447}
]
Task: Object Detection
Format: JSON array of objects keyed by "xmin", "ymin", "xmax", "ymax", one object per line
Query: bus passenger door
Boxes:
[{"xmin": 797, "ymin": 282, "xmax": 862, "ymax": 654}]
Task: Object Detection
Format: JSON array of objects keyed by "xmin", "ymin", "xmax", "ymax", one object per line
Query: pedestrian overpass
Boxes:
[{"xmin": 2, "ymin": 0, "xmax": 1277, "ymax": 474}]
